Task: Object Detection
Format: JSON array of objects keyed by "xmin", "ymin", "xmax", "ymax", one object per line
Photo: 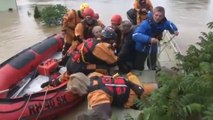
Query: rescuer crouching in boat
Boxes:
[
  {"xmin": 40, "ymin": 26, "xmax": 119, "ymax": 88},
  {"xmin": 65, "ymin": 26, "xmax": 118, "ymax": 76},
  {"xmin": 66, "ymin": 72, "xmax": 158, "ymax": 120}
]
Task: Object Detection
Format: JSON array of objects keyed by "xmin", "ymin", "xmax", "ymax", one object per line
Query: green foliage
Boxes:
[
  {"xmin": 203, "ymin": 104, "xmax": 213, "ymax": 120},
  {"xmin": 40, "ymin": 4, "xmax": 67, "ymax": 26},
  {"xmin": 207, "ymin": 22, "xmax": 213, "ymax": 29},
  {"xmin": 138, "ymin": 22, "xmax": 213, "ymax": 120},
  {"xmin": 34, "ymin": 5, "xmax": 41, "ymax": 19}
]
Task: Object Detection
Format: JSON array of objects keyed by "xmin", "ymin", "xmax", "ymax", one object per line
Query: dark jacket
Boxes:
[{"xmin": 118, "ymin": 26, "xmax": 136, "ymax": 62}]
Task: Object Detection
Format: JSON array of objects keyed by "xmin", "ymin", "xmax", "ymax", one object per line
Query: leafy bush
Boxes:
[
  {"xmin": 136, "ymin": 22, "xmax": 213, "ymax": 120},
  {"xmin": 40, "ymin": 4, "xmax": 67, "ymax": 26}
]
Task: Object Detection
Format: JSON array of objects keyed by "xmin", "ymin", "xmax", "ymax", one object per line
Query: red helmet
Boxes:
[
  {"xmin": 82, "ymin": 7, "xmax": 95, "ymax": 18},
  {"xmin": 111, "ymin": 14, "xmax": 122, "ymax": 26}
]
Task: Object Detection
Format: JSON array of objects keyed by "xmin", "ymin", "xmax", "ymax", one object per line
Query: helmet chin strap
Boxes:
[{"xmin": 86, "ymin": 19, "xmax": 95, "ymax": 26}]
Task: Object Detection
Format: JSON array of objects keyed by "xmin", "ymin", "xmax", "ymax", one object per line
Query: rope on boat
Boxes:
[
  {"xmin": 0, "ymin": 89, "xmax": 9, "ymax": 94},
  {"xmin": 18, "ymin": 94, "xmax": 32, "ymax": 120},
  {"xmin": 156, "ymin": 41, "xmax": 161, "ymax": 70},
  {"xmin": 148, "ymin": 44, "xmax": 153, "ymax": 70},
  {"xmin": 36, "ymin": 88, "xmax": 49, "ymax": 120},
  {"xmin": 147, "ymin": 41, "xmax": 161, "ymax": 71},
  {"xmin": 148, "ymin": 34, "xmax": 173, "ymax": 71}
]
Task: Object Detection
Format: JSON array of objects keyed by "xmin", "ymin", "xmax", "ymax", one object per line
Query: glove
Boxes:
[{"xmin": 49, "ymin": 78, "xmax": 61, "ymax": 87}]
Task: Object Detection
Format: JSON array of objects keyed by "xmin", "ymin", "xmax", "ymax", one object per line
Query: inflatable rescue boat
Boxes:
[{"xmin": 0, "ymin": 34, "xmax": 85, "ymax": 120}]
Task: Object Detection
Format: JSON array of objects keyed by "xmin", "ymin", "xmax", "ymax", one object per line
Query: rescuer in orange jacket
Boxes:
[
  {"xmin": 127, "ymin": 0, "xmax": 153, "ymax": 25},
  {"xmin": 65, "ymin": 26, "xmax": 118, "ymax": 75},
  {"xmin": 74, "ymin": 7, "xmax": 105, "ymax": 43},
  {"xmin": 66, "ymin": 72, "xmax": 158, "ymax": 120},
  {"xmin": 61, "ymin": 3, "xmax": 90, "ymax": 56}
]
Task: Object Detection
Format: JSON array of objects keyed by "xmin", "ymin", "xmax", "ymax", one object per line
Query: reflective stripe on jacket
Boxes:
[{"xmin": 88, "ymin": 76, "xmax": 130, "ymax": 107}]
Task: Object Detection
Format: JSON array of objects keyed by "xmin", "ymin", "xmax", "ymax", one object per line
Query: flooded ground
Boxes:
[
  {"xmin": 0, "ymin": 0, "xmax": 213, "ymax": 63},
  {"xmin": 0, "ymin": 0, "xmax": 212, "ymax": 119}
]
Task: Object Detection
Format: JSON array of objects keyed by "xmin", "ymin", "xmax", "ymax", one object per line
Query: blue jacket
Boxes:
[{"xmin": 132, "ymin": 16, "xmax": 178, "ymax": 54}]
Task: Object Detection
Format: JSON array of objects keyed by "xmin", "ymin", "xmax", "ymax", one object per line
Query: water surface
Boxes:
[{"xmin": 0, "ymin": 0, "xmax": 213, "ymax": 63}]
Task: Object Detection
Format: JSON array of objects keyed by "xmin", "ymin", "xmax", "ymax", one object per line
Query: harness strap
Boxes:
[
  {"xmin": 88, "ymin": 77, "xmax": 113, "ymax": 96},
  {"xmin": 88, "ymin": 76, "xmax": 130, "ymax": 107},
  {"xmin": 80, "ymin": 42, "xmax": 89, "ymax": 64},
  {"xmin": 80, "ymin": 39, "xmax": 100, "ymax": 64}
]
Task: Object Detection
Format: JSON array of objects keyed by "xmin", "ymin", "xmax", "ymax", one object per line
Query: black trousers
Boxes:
[
  {"xmin": 134, "ymin": 51, "xmax": 157, "ymax": 70},
  {"xmin": 59, "ymin": 43, "xmax": 71, "ymax": 66},
  {"xmin": 62, "ymin": 43, "xmax": 71, "ymax": 56}
]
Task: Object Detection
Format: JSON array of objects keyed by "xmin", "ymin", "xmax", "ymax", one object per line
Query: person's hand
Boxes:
[
  {"xmin": 150, "ymin": 38, "xmax": 159, "ymax": 45},
  {"xmin": 112, "ymin": 43, "xmax": 116, "ymax": 48},
  {"xmin": 174, "ymin": 31, "xmax": 179, "ymax": 36}
]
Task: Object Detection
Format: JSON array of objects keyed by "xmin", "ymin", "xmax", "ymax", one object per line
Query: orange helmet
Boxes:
[
  {"xmin": 82, "ymin": 7, "xmax": 95, "ymax": 18},
  {"xmin": 111, "ymin": 14, "xmax": 122, "ymax": 26}
]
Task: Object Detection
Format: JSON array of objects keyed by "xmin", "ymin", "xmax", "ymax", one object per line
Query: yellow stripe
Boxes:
[{"xmin": 80, "ymin": 43, "xmax": 90, "ymax": 64}]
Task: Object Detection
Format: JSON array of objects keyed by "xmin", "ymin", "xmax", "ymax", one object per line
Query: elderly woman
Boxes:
[{"xmin": 117, "ymin": 20, "xmax": 137, "ymax": 73}]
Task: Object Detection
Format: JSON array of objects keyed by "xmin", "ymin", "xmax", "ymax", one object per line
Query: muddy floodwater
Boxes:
[
  {"xmin": 0, "ymin": 0, "xmax": 213, "ymax": 119},
  {"xmin": 0, "ymin": 0, "xmax": 213, "ymax": 63}
]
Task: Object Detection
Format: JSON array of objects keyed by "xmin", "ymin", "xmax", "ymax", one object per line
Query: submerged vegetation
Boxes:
[
  {"xmin": 34, "ymin": 4, "xmax": 67, "ymax": 26},
  {"xmin": 34, "ymin": 5, "xmax": 41, "ymax": 19},
  {"xmin": 134, "ymin": 22, "xmax": 213, "ymax": 120}
]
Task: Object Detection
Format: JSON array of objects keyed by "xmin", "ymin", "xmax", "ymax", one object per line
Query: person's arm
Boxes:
[
  {"xmin": 165, "ymin": 20, "xmax": 179, "ymax": 36},
  {"xmin": 74, "ymin": 23, "xmax": 85, "ymax": 42},
  {"xmin": 132, "ymin": 21, "xmax": 151, "ymax": 44}
]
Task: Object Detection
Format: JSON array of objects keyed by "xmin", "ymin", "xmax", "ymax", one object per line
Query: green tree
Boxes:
[{"xmin": 40, "ymin": 4, "xmax": 67, "ymax": 26}]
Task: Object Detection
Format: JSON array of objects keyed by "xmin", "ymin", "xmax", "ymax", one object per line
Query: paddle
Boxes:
[{"xmin": 7, "ymin": 69, "xmax": 39, "ymax": 98}]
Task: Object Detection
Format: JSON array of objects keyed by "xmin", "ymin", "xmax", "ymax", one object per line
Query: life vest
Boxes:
[
  {"xmin": 81, "ymin": 19, "xmax": 98, "ymax": 39},
  {"xmin": 88, "ymin": 76, "xmax": 130, "ymax": 107},
  {"xmin": 133, "ymin": 0, "xmax": 151, "ymax": 24},
  {"xmin": 66, "ymin": 38, "xmax": 117, "ymax": 75},
  {"xmin": 76, "ymin": 38, "xmax": 108, "ymax": 65},
  {"xmin": 147, "ymin": 17, "xmax": 167, "ymax": 40},
  {"xmin": 66, "ymin": 51, "xmax": 87, "ymax": 75}
]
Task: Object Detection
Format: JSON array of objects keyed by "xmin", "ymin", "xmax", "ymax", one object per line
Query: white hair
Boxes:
[{"xmin": 66, "ymin": 72, "xmax": 90, "ymax": 96}]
